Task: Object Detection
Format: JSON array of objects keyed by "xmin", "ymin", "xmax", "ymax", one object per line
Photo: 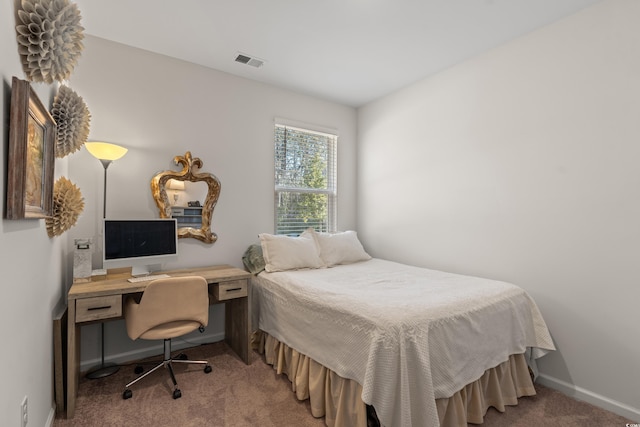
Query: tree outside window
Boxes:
[{"xmin": 274, "ymin": 124, "xmax": 336, "ymax": 235}]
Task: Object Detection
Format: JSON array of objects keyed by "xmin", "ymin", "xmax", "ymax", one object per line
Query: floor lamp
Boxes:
[{"xmin": 84, "ymin": 141, "xmax": 128, "ymax": 379}]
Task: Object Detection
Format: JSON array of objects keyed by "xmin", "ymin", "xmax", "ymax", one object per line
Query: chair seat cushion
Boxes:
[{"xmin": 139, "ymin": 320, "xmax": 202, "ymax": 340}]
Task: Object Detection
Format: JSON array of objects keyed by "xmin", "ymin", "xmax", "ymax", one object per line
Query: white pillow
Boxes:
[
  {"xmin": 311, "ymin": 230, "xmax": 371, "ymax": 267},
  {"xmin": 259, "ymin": 231, "xmax": 325, "ymax": 272}
]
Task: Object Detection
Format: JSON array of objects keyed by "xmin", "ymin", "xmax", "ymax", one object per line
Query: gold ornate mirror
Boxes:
[{"xmin": 151, "ymin": 151, "xmax": 221, "ymax": 243}]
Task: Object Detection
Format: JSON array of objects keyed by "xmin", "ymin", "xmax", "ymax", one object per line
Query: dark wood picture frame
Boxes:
[{"xmin": 6, "ymin": 77, "xmax": 55, "ymax": 219}]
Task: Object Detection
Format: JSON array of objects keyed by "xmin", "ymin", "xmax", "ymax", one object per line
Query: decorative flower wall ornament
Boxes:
[
  {"xmin": 46, "ymin": 176, "xmax": 84, "ymax": 237},
  {"xmin": 16, "ymin": 0, "xmax": 84, "ymax": 84},
  {"xmin": 51, "ymin": 85, "xmax": 91, "ymax": 158}
]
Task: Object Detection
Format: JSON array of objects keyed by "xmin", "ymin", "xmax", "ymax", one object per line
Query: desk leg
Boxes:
[
  {"xmin": 66, "ymin": 302, "xmax": 79, "ymax": 418},
  {"xmin": 224, "ymin": 295, "xmax": 250, "ymax": 365}
]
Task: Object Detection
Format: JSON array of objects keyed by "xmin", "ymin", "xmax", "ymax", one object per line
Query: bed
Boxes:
[{"xmin": 246, "ymin": 230, "xmax": 555, "ymax": 427}]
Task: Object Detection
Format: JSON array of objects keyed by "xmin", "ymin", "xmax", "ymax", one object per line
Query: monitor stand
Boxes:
[{"xmin": 131, "ymin": 263, "xmax": 162, "ymax": 277}]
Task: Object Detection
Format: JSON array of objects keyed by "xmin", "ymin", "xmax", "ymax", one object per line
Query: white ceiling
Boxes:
[{"xmin": 72, "ymin": 0, "xmax": 600, "ymax": 107}]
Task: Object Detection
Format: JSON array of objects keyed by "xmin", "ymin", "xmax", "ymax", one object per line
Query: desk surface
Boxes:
[{"xmin": 68, "ymin": 264, "xmax": 251, "ymax": 300}]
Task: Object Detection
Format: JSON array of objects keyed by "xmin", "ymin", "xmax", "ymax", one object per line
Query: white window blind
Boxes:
[{"xmin": 274, "ymin": 123, "xmax": 337, "ymax": 235}]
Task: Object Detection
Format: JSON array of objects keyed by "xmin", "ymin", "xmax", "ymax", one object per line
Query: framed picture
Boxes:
[{"xmin": 6, "ymin": 77, "xmax": 55, "ymax": 219}]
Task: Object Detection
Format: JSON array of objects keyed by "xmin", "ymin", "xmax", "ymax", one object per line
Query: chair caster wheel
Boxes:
[
  {"xmin": 134, "ymin": 365, "xmax": 144, "ymax": 374},
  {"xmin": 173, "ymin": 389, "xmax": 182, "ymax": 399},
  {"xmin": 123, "ymin": 389, "xmax": 132, "ymax": 400},
  {"xmin": 178, "ymin": 353, "xmax": 188, "ymax": 360},
  {"xmin": 204, "ymin": 365, "xmax": 212, "ymax": 374}
]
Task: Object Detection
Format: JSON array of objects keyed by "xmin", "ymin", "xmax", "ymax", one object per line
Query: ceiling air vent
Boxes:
[{"xmin": 234, "ymin": 52, "xmax": 264, "ymax": 68}]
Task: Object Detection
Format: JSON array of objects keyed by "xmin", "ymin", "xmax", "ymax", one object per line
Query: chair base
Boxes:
[{"xmin": 122, "ymin": 338, "xmax": 211, "ymax": 400}]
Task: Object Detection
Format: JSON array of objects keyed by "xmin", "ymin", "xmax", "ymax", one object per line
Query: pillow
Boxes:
[
  {"xmin": 242, "ymin": 243, "xmax": 266, "ymax": 275},
  {"xmin": 310, "ymin": 229, "xmax": 371, "ymax": 267},
  {"xmin": 259, "ymin": 231, "xmax": 325, "ymax": 272}
]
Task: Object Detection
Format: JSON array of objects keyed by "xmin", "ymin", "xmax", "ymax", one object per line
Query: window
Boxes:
[{"xmin": 274, "ymin": 123, "xmax": 337, "ymax": 235}]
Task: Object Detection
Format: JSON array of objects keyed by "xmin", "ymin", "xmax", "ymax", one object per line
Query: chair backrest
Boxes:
[{"xmin": 125, "ymin": 275, "xmax": 209, "ymax": 340}]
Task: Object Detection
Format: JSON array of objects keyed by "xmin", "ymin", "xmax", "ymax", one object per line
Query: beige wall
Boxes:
[
  {"xmin": 0, "ymin": 2, "xmax": 67, "ymax": 426},
  {"xmin": 358, "ymin": 0, "xmax": 639, "ymax": 419}
]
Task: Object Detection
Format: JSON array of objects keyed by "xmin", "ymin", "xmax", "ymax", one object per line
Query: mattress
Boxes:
[{"xmin": 251, "ymin": 258, "xmax": 555, "ymax": 427}]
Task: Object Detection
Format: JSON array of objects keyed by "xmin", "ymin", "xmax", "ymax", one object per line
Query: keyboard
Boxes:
[{"xmin": 127, "ymin": 274, "xmax": 171, "ymax": 283}]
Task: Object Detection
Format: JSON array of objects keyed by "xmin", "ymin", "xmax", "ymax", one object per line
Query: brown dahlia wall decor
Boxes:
[
  {"xmin": 46, "ymin": 176, "xmax": 84, "ymax": 237},
  {"xmin": 16, "ymin": 0, "xmax": 84, "ymax": 84},
  {"xmin": 51, "ymin": 85, "xmax": 91, "ymax": 158}
]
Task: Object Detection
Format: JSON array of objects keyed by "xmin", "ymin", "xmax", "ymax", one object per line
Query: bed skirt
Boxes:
[{"xmin": 253, "ymin": 330, "xmax": 537, "ymax": 427}]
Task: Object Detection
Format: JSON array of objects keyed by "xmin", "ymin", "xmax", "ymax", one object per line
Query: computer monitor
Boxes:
[{"xmin": 103, "ymin": 218, "xmax": 178, "ymax": 276}]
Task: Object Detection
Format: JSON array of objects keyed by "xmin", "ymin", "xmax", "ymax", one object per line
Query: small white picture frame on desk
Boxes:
[{"xmin": 72, "ymin": 238, "xmax": 92, "ymax": 283}]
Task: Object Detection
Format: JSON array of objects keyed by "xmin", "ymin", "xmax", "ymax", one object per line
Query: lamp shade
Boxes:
[
  {"xmin": 85, "ymin": 142, "xmax": 128, "ymax": 161},
  {"xmin": 167, "ymin": 179, "xmax": 185, "ymax": 191}
]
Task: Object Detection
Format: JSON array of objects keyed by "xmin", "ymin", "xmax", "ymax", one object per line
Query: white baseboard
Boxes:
[
  {"xmin": 80, "ymin": 331, "xmax": 224, "ymax": 372},
  {"xmin": 46, "ymin": 405, "xmax": 55, "ymax": 427},
  {"xmin": 538, "ymin": 374, "xmax": 640, "ymax": 422}
]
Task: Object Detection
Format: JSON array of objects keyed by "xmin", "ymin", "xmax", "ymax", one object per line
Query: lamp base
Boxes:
[{"xmin": 85, "ymin": 363, "xmax": 120, "ymax": 379}]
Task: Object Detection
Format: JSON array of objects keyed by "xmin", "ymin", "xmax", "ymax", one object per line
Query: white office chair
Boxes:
[{"xmin": 122, "ymin": 275, "xmax": 212, "ymax": 400}]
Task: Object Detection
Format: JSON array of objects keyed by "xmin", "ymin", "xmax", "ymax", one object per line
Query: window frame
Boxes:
[{"xmin": 274, "ymin": 120, "xmax": 337, "ymax": 235}]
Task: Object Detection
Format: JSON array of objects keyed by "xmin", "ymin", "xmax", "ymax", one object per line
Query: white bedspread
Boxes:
[{"xmin": 252, "ymin": 258, "xmax": 555, "ymax": 427}]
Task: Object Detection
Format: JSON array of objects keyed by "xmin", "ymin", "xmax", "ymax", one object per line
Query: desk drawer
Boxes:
[
  {"xmin": 214, "ymin": 280, "xmax": 247, "ymax": 301},
  {"xmin": 76, "ymin": 295, "xmax": 122, "ymax": 322}
]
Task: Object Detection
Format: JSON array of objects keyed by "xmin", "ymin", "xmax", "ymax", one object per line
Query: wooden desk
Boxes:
[{"xmin": 65, "ymin": 265, "xmax": 251, "ymax": 418}]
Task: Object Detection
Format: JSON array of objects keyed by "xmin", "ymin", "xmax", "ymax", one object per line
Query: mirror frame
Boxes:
[{"xmin": 151, "ymin": 151, "xmax": 221, "ymax": 243}]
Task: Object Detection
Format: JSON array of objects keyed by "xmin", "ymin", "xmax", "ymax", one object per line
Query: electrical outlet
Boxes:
[{"xmin": 20, "ymin": 396, "xmax": 28, "ymax": 427}]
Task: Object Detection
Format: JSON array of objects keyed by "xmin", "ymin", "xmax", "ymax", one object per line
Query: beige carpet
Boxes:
[{"xmin": 54, "ymin": 341, "xmax": 635, "ymax": 426}]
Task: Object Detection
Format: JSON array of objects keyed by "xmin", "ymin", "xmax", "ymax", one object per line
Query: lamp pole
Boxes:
[
  {"xmin": 84, "ymin": 142, "xmax": 127, "ymax": 379},
  {"xmin": 100, "ymin": 159, "xmax": 111, "ymax": 219}
]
